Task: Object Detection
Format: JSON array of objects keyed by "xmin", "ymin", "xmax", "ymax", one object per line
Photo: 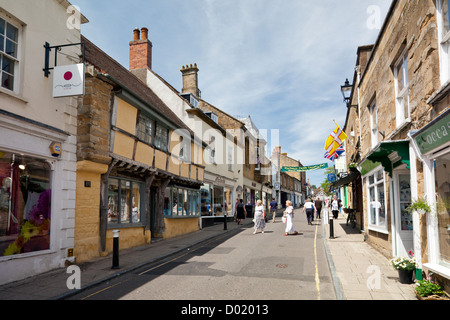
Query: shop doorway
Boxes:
[{"xmin": 392, "ymin": 171, "xmax": 413, "ymax": 257}]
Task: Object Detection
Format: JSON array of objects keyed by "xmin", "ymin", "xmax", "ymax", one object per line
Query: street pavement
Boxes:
[{"xmin": 0, "ymin": 208, "xmax": 417, "ymax": 300}]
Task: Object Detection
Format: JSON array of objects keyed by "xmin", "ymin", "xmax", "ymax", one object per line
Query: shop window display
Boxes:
[
  {"xmin": 435, "ymin": 154, "xmax": 450, "ymax": 267},
  {"xmin": 0, "ymin": 151, "xmax": 51, "ymax": 256},
  {"xmin": 107, "ymin": 178, "xmax": 142, "ymax": 225}
]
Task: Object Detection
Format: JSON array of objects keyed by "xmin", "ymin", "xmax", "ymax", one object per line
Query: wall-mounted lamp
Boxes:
[{"xmin": 340, "ymin": 78, "xmax": 352, "ymax": 105}]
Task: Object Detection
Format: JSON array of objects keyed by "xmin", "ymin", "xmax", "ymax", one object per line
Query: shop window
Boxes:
[
  {"xmin": 435, "ymin": 154, "xmax": 450, "ymax": 268},
  {"xmin": 0, "ymin": 151, "xmax": 51, "ymax": 256},
  {"xmin": 168, "ymin": 186, "xmax": 200, "ymax": 217},
  {"xmin": 200, "ymin": 184, "xmax": 212, "ymax": 216},
  {"xmin": 0, "ymin": 15, "xmax": 19, "ymax": 92},
  {"xmin": 367, "ymin": 168, "xmax": 387, "ymax": 232},
  {"xmin": 213, "ymin": 186, "xmax": 224, "ymax": 216},
  {"xmin": 107, "ymin": 177, "xmax": 142, "ymax": 225}
]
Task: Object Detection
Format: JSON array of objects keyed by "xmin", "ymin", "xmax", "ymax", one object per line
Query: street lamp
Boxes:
[{"xmin": 340, "ymin": 78, "xmax": 352, "ymax": 105}]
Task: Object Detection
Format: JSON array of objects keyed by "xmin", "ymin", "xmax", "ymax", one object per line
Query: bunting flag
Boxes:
[
  {"xmin": 324, "ymin": 144, "xmax": 345, "ymax": 161},
  {"xmin": 324, "ymin": 123, "xmax": 348, "ymax": 156}
]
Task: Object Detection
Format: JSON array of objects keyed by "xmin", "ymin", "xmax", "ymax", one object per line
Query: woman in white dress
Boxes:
[
  {"xmin": 284, "ymin": 200, "xmax": 298, "ymax": 236},
  {"xmin": 253, "ymin": 200, "xmax": 266, "ymax": 234}
]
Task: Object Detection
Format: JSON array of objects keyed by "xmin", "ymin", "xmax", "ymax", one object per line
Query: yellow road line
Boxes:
[{"xmin": 314, "ymin": 222, "xmax": 321, "ymax": 300}]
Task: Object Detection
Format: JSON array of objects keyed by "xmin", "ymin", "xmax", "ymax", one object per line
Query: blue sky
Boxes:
[{"xmin": 73, "ymin": 0, "xmax": 391, "ymax": 187}]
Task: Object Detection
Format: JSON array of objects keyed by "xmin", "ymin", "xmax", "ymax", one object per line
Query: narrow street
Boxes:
[{"xmin": 67, "ymin": 210, "xmax": 336, "ymax": 300}]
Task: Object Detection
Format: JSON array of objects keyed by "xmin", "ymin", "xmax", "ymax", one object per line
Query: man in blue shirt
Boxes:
[{"xmin": 270, "ymin": 198, "xmax": 278, "ymax": 223}]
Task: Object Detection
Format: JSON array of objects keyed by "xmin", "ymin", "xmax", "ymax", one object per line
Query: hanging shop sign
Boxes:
[
  {"xmin": 413, "ymin": 109, "xmax": 450, "ymax": 156},
  {"xmin": 281, "ymin": 163, "xmax": 328, "ymax": 172},
  {"xmin": 53, "ymin": 63, "xmax": 85, "ymax": 97}
]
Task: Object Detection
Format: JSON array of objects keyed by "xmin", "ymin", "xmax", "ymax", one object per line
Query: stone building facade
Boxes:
[{"xmin": 342, "ymin": 0, "xmax": 450, "ymax": 289}]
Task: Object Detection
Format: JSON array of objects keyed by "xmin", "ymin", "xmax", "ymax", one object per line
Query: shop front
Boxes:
[
  {"xmin": 0, "ymin": 115, "xmax": 75, "ymax": 285},
  {"xmin": 411, "ymin": 108, "xmax": 450, "ymax": 282},
  {"xmin": 200, "ymin": 172, "xmax": 237, "ymax": 228},
  {"xmin": 360, "ymin": 140, "xmax": 412, "ymax": 258}
]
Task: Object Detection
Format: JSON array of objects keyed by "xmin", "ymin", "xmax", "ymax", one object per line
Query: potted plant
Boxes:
[
  {"xmin": 348, "ymin": 163, "xmax": 359, "ymax": 173},
  {"xmin": 406, "ymin": 197, "xmax": 431, "ymax": 215},
  {"xmin": 390, "ymin": 255, "xmax": 416, "ymax": 284},
  {"xmin": 414, "ymin": 278, "xmax": 450, "ymax": 300}
]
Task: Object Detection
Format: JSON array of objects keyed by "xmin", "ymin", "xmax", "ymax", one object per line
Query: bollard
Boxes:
[
  {"xmin": 223, "ymin": 213, "xmax": 227, "ymax": 230},
  {"xmin": 112, "ymin": 230, "xmax": 120, "ymax": 269},
  {"xmin": 329, "ymin": 218, "xmax": 334, "ymax": 239}
]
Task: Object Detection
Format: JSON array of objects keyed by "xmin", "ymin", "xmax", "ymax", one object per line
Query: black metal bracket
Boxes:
[{"xmin": 43, "ymin": 41, "xmax": 85, "ymax": 77}]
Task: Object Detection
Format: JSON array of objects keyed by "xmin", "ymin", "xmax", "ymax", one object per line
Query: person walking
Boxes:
[
  {"xmin": 331, "ymin": 195, "xmax": 341, "ymax": 219},
  {"xmin": 314, "ymin": 198, "xmax": 323, "ymax": 219},
  {"xmin": 236, "ymin": 199, "xmax": 246, "ymax": 225},
  {"xmin": 303, "ymin": 198, "xmax": 316, "ymax": 225},
  {"xmin": 253, "ymin": 199, "xmax": 266, "ymax": 234},
  {"xmin": 284, "ymin": 200, "xmax": 298, "ymax": 236},
  {"xmin": 270, "ymin": 198, "xmax": 278, "ymax": 223}
]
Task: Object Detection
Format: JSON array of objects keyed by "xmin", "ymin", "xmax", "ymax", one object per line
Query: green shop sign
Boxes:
[{"xmin": 413, "ymin": 110, "xmax": 450, "ymax": 155}]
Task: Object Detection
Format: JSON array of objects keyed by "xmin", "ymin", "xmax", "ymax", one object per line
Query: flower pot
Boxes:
[
  {"xmin": 415, "ymin": 293, "xmax": 450, "ymax": 300},
  {"xmin": 398, "ymin": 269, "xmax": 414, "ymax": 284}
]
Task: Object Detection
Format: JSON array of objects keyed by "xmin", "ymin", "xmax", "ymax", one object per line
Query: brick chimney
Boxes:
[
  {"xmin": 181, "ymin": 64, "xmax": 200, "ymax": 98},
  {"xmin": 129, "ymin": 27, "xmax": 152, "ymax": 70}
]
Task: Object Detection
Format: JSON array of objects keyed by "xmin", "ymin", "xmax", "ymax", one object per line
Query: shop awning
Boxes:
[
  {"xmin": 366, "ymin": 140, "xmax": 410, "ymax": 177},
  {"xmin": 331, "ymin": 171, "xmax": 359, "ymax": 188}
]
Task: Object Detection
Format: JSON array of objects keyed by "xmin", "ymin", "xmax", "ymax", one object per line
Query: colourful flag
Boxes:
[
  {"xmin": 324, "ymin": 123, "xmax": 348, "ymax": 156},
  {"xmin": 324, "ymin": 144, "xmax": 345, "ymax": 162}
]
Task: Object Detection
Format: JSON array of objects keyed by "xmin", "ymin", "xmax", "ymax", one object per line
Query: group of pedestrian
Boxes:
[{"xmin": 234, "ymin": 195, "xmax": 342, "ymax": 236}]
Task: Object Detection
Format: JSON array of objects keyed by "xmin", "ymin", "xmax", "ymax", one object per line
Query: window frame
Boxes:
[
  {"xmin": 154, "ymin": 123, "xmax": 169, "ymax": 152},
  {"xmin": 437, "ymin": 0, "xmax": 450, "ymax": 84},
  {"xmin": 166, "ymin": 185, "xmax": 200, "ymax": 218},
  {"xmin": 0, "ymin": 13, "xmax": 21, "ymax": 94},
  {"xmin": 369, "ymin": 100, "xmax": 378, "ymax": 148},
  {"xmin": 107, "ymin": 177, "xmax": 144, "ymax": 227},
  {"xmin": 366, "ymin": 167, "xmax": 388, "ymax": 234},
  {"xmin": 394, "ymin": 49, "xmax": 410, "ymax": 127},
  {"xmin": 136, "ymin": 113, "xmax": 154, "ymax": 145}
]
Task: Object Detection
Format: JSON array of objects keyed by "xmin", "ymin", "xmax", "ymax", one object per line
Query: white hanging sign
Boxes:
[{"xmin": 53, "ymin": 63, "xmax": 85, "ymax": 97}]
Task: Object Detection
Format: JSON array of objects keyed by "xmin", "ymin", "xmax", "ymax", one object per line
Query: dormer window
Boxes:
[
  {"xmin": 181, "ymin": 93, "xmax": 199, "ymax": 108},
  {"xmin": 204, "ymin": 111, "xmax": 218, "ymax": 124}
]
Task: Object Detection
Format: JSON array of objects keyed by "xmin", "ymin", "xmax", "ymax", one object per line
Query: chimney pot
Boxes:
[
  {"xmin": 133, "ymin": 28, "xmax": 140, "ymax": 41},
  {"xmin": 141, "ymin": 27, "xmax": 148, "ymax": 40}
]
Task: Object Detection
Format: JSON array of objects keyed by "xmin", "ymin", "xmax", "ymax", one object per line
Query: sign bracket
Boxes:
[{"xmin": 43, "ymin": 41, "xmax": 85, "ymax": 78}]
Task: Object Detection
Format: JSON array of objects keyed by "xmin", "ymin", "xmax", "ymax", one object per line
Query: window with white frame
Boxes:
[
  {"xmin": 369, "ymin": 100, "xmax": 378, "ymax": 148},
  {"xmin": 394, "ymin": 49, "xmax": 410, "ymax": 126},
  {"xmin": 0, "ymin": 15, "xmax": 19, "ymax": 92},
  {"xmin": 437, "ymin": 0, "xmax": 450, "ymax": 84},
  {"xmin": 367, "ymin": 168, "xmax": 387, "ymax": 232}
]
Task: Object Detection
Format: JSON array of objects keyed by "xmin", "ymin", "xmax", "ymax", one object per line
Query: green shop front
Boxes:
[
  {"xmin": 411, "ymin": 108, "xmax": 450, "ymax": 283},
  {"xmin": 360, "ymin": 140, "xmax": 414, "ymax": 262}
]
